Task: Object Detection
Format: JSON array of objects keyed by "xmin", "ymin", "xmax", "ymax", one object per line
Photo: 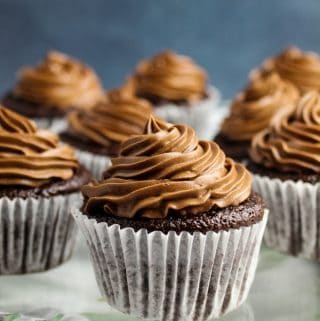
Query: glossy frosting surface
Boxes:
[
  {"xmin": 14, "ymin": 51, "xmax": 105, "ymax": 110},
  {"xmin": 250, "ymin": 91, "xmax": 320, "ymax": 173},
  {"xmin": 131, "ymin": 51, "xmax": 207, "ymax": 102},
  {"xmin": 221, "ymin": 73, "xmax": 299, "ymax": 141},
  {"xmin": 83, "ymin": 117, "xmax": 252, "ymax": 219},
  {"xmin": 259, "ymin": 47, "xmax": 320, "ymax": 92},
  {"xmin": 68, "ymin": 95, "xmax": 153, "ymax": 148},
  {"xmin": 0, "ymin": 106, "xmax": 79, "ymax": 187}
]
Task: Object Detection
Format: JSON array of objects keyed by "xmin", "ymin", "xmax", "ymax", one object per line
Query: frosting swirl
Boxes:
[
  {"xmin": 105, "ymin": 81, "xmax": 135, "ymax": 103},
  {"xmin": 14, "ymin": 51, "xmax": 105, "ymax": 110},
  {"xmin": 257, "ymin": 47, "xmax": 320, "ymax": 92},
  {"xmin": 68, "ymin": 95, "xmax": 153, "ymax": 148},
  {"xmin": 221, "ymin": 73, "xmax": 299, "ymax": 141},
  {"xmin": 131, "ymin": 51, "xmax": 207, "ymax": 102},
  {"xmin": 250, "ymin": 91, "xmax": 320, "ymax": 173},
  {"xmin": 82, "ymin": 117, "xmax": 252, "ymax": 219},
  {"xmin": 0, "ymin": 106, "xmax": 79, "ymax": 187}
]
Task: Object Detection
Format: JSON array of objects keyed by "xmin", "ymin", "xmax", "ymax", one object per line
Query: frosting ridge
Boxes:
[
  {"xmin": 0, "ymin": 106, "xmax": 79, "ymax": 187},
  {"xmin": 68, "ymin": 95, "xmax": 153, "ymax": 148},
  {"xmin": 221, "ymin": 73, "xmax": 299, "ymax": 141},
  {"xmin": 83, "ymin": 117, "xmax": 252, "ymax": 219},
  {"xmin": 14, "ymin": 51, "xmax": 105, "ymax": 110},
  {"xmin": 250, "ymin": 91, "xmax": 320, "ymax": 173},
  {"xmin": 132, "ymin": 51, "xmax": 207, "ymax": 102},
  {"xmin": 258, "ymin": 47, "xmax": 320, "ymax": 92}
]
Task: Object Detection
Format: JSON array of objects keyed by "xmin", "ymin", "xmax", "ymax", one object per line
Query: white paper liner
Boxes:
[
  {"xmin": 33, "ymin": 117, "xmax": 67, "ymax": 133},
  {"xmin": 154, "ymin": 86, "xmax": 221, "ymax": 140},
  {"xmin": 253, "ymin": 175, "xmax": 320, "ymax": 261},
  {"xmin": 0, "ymin": 192, "xmax": 82, "ymax": 275},
  {"xmin": 73, "ymin": 210, "xmax": 267, "ymax": 321},
  {"xmin": 75, "ymin": 149, "xmax": 111, "ymax": 180}
]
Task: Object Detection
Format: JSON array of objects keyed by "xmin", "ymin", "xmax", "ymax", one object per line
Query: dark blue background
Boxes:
[{"xmin": 0, "ymin": 0, "xmax": 319, "ymax": 98}]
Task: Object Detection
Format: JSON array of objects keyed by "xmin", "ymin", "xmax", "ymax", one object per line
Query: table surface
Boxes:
[{"xmin": 0, "ymin": 229, "xmax": 320, "ymax": 321}]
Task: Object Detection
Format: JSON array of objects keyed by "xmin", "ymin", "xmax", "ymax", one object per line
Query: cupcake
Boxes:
[
  {"xmin": 253, "ymin": 46, "xmax": 320, "ymax": 93},
  {"xmin": 248, "ymin": 91, "xmax": 320, "ymax": 260},
  {"xmin": 60, "ymin": 94, "xmax": 153, "ymax": 179},
  {"xmin": 0, "ymin": 106, "xmax": 91, "ymax": 274},
  {"xmin": 129, "ymin": 50, "xmax": 221, "ymax": 139},
  {"xmin": 215, "ymin": 72, "xmax": 299, "ymax": 162},
  {"xmin": 73, "ymin": 116, "xmax": 268, "ymax": 321},
  {"xmin": 2, "ymin": 51, "xmax": 105, "ymax": 131}
]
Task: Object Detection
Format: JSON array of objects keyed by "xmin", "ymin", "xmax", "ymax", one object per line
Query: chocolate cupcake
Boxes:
[
  {"xmin": 215, "ymin": 72, "xmax": 299, "ymax": 162},
  {"xmin": 129, "ymin": 51, "xmax": 221, "ymax": 139},
  {"xmin": 60, "ymin": 94, "xmax": 153, "ymax": 179},
  {"xmin": 0, "ymin": 106, "xmax": 91, "ymax": 274},
  {"xmin": 73, "ymin": 117, "xmax": 268, "ymax": 321},
  {"xmin": 253, "ymin": 46, "xmax": 320, "ymax": 93},
  {"xmin": 248, "ymin": 91, "xmax": 320, "ymax": 260},
  {"xmin": 2, "ymin": 51, "xmax": 105, "ymax": 131}
]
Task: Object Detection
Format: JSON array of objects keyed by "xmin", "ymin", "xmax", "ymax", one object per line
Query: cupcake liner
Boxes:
[
  {"xmin": 73, "ymin": 210, "xmax": 267, "ymax": 321},
  {"xmin": 33, "ymin": 117, "xmax": 67, "ymax": 133},
  {"xmin": 253, "ymin": 174, "xmax": 320, "ymax": 260},
  {"xmin": 75, "ymin": 149, "xmax": 111, "ymax": 180},
  {"xmin": 0, "ymin": 192, "xmax": 82, "ymax": 275},
  {"xmin": 154, "ymin": 86, "xmax": 221, "ymax": 140}
]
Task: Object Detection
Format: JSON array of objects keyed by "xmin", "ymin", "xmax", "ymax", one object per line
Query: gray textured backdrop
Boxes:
[{"xmin": 0, "ymin": 0, "xmax": 319, "ymax": 98}]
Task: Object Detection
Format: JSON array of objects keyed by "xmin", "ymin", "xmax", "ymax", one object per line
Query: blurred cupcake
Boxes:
[
  {"xmin": 60, "ymin": 94, "xmax": 153, "ymax": 179},
  {"xmin": 2, "ymin": 51, "xmax": 105, "ymax": 131},
  {"xmin": 73, "ymin": 117, "xmax": 268, "ymax": 321},
  {"xmin": 0, "ymin": 106, "xmax": 91, "ymax": 274},
  {"xmin": 105, "ymin": 82, "xmax": 135, "ymax": 102},
  {"xmin": 215, "ymin": 73, "xmax": 299, "ymax": 162},
  {"xmin": 253, "ymin": 46, "xmax": 320, "ymax": 92},
  {"xmin": 129, "ymin": 50, "xmax": 220, "ymax": 139},
  {"xmin": 248, "ymin": 91, "xmax": 320, "ymax": 260}
]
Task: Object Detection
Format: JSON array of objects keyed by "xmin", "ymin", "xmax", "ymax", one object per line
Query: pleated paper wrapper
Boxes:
[
  {"xmin": 75, "ymin": 149, "xmax": 111, "ymax": 180},
  {"xmin": 33, "ymin": 117, "xmax": 67, "ymax": 133},
  {"xmin": 154, "ymin": 86, "xmax": 221, "ymax": 140},
  {"xmin": 0, "ymin": 192, "xmax": 82, "ymax": 275},
  {"xmin": 253, "ymin": 175, "xmax": 320, "ymax": 261},
  {"xmin": 73, "ymin": 209, "xmax": 268, "ymax": 321}
]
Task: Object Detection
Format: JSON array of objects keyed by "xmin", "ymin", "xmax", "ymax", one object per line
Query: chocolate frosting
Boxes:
[
  {"xmin": 131, "ymin": 51, "xmax": 207, "ymax": 102},
  {"xmin": 82, "ymin": 117, "xmax": 252, "ymax": 219},
  {"xmin": 68, "ymin": 95, "xmax": 153, "ymax": 148},
  {"xmin": 14, "ymin": 51, "xmax": 105, "ymax": 110},
  {"xmin": 0, "ymin": 106, "xmax": 79, "ymax": 187},
  {"xmin": 105, "ymin": 81, "xmax": 135, "ymax": 103},
  {"xmin": 221, "ymin": 73, "xmax": 299, "ymax": 141},
  {"xmin": 258, "ymin": 47, "xmax": 320, "ymax": 92},
  {"xmin": 250, "ymin": 91, "xmax": 320, "ymax": 173}
]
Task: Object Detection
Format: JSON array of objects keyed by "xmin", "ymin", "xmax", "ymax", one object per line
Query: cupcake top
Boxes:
[
  {"xmin": 105, "ymin": 81, "xmax": 135, "ymax": 103},
  {"xmin": 82, "ymin": 116, "xmax": 252, "ymax": 219},
  {"xmin": 221, "ymin": 73, "xmax": 299, "ymax": 141},
  {"xmin": 250, "ymin": 91, "xmax": 320, "ymax": 174},
  {"xmin": 257, "ymin": 47, "xmax": 320, "ymax": 92},
  {"xmin": 67, "ymin": 95, "xmax": 153, "ymax": 153},
  {"xmin": 0, "ymin": 106, "xmax": 79, "ymax": 187},
  {"xmin": 13, "ymin": 51, "xmax": 105, "ymax": 110},
  {"xmin": 131, "ymin": 51, "xmax": 207, "ymax": 104}
]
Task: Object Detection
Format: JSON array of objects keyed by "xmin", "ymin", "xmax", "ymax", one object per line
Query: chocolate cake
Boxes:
[{"xmin": 85, "ymin": 192, "xmax": 265, "ymax": 234}]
